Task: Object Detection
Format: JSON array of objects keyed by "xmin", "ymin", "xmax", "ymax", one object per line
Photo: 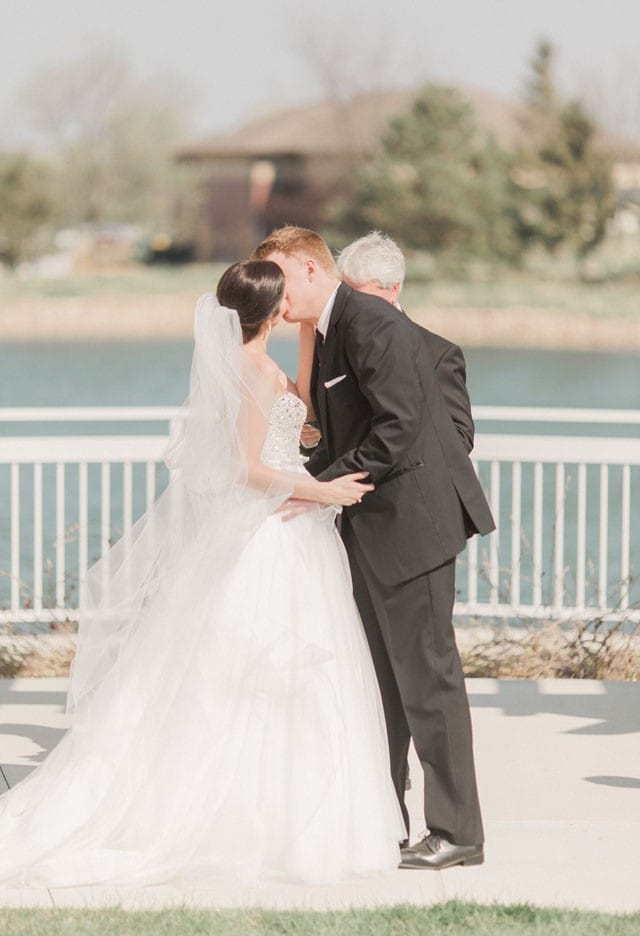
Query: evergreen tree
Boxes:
[
  {"xmin": 523, "ymin": 38, "xmax": 556, "ymax": 114},
  {"xmin": 514, "ymin": 39, "xmax": 615, "ymax": 256},
  {"xmin": 337, "ymin": 84, "xmax": 521, "ymax": 262}
]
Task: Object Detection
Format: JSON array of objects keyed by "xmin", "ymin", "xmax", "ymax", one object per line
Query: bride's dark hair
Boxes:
[{"xmin": 216, "ymin": 260, "xmax": 285, "ymax": 344}]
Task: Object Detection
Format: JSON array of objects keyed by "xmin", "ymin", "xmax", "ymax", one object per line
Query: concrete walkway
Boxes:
[{"xmin": 0, "ymin": 677, "xmax": 639, "ymax": 914}]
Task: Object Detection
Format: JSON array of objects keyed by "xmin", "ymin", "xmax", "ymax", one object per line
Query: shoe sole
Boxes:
[{"xmin": 399, "ymin": 853, "xmax": 484, "ymax": 870}]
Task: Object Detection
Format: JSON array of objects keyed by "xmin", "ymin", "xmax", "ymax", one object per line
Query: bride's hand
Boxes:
[
  {"xmin": 321, "ymin": 472, "xmax": 374, "ymax": 506},
  {"xmin": 276, "ymin": 498, "xmax": 317, "ymax": 522}
]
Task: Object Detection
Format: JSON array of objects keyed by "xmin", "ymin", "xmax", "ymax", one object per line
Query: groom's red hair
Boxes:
[{"xmin": 252, "ymin": 226, "xmax": 337, "ymax": 275}]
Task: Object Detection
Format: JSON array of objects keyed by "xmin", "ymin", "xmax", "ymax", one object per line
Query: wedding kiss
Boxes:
[{"xmin": 0, "ymin": 227, "xmax": 493, "ymax": 885}]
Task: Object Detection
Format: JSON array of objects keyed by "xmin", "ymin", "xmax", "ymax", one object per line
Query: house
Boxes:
[{"xmin": 177, "ymin": 86, "xmax": 640, "ymax": 260}]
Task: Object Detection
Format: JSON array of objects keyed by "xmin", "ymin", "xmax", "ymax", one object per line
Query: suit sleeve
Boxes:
[
  {"xmin": 316, "ymin": 308, "xmax": 422, "ymax": 484},
  {"xmin": 304, "ymin": 436, "xmax": 331, "ymax": 477},
  {"xmin": 436, "ymin": 343, "xmax": 475, "ymax": 454}
]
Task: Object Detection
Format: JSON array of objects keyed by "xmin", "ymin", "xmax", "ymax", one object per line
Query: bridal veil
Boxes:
[{"xmin": 69, "ymin": 294, "xmax": 294, "ymax": 721}]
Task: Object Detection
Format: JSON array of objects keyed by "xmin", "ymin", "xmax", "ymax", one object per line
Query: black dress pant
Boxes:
[{"xmin": 341, "ymin": 517, "xmax": 484, "ymax": 846}]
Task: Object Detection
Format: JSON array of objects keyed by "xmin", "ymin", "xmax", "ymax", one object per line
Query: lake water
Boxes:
[
  {"xmin": 1, "ymin": 339, "xmax": 639, "ymax": 628},
  {"xmin": 1, "ymin": 340, "xmax": 639, "ymax": 411}
]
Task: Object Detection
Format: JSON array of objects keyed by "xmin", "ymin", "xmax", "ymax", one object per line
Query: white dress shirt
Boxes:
[{"xmin": 316, "ymin": 285, "xmax": 340, "ymax": 339}]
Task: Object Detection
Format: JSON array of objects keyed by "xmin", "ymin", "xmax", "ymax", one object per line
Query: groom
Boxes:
[{"xmin": 253, "ymin": 226, "xmax": 495, "ymax": 869}]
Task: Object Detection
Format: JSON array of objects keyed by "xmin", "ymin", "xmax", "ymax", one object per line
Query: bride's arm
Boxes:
[{"xmin": 241, "ymin": 387, "xmax": 371, "ymax": 507}]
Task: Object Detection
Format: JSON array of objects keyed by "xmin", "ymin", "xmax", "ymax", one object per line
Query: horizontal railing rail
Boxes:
[
  {"xmin": 2, "ymin": 405, "xmax": 640, "ymax": 424},
  {"xmin": 473, "ymin": 406, "xmax": 640, "ymax": 425},
  {"xmin": 0, "ymin": 407, "xmax": 182, "ymax": 422},
  {"xmin": 1, "ymin": 407, "xmax": 639, "ymax": 627}
]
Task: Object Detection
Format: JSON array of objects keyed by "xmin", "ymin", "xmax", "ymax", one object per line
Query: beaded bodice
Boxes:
[{"xmin": 260, "ymin": 391, "xmax": 307, "ymax": 472}]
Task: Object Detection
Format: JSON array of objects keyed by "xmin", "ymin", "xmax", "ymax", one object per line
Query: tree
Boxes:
[
  {"xmin": 523, "ymin": 38, "xmax": 556, "ymax": 115},
  {"xmin": 337, "ymin": 84, "xmax": 522, "ymax": 262},
  {"xmin": 513, "ymin": 39, "xmax": 615, "ymax": 256},
  {"xmin": 20, "ymin": 47, "xmax": 197, "ymax": 233},
  {"xmin": 0, "ymin": 153, "xmax": 53, "ymax": 268}
]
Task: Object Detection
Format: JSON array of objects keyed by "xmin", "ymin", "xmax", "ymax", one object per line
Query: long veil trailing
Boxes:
[
  {"xmin": 0, "ymin": 294, "xmax": 406, "ymax": 887},
  {"xmin": 68, "ymin": 294, "xmax": 295, "ymax": 720}
]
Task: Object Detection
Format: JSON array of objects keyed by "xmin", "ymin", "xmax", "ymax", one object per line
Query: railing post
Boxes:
[
  {"xmin": 146, "ymin": 462, "xmax": 156, "ymax": 510},
  {"xmin": 511, "ymin": 462, "xmax": 522, "ymax": 608},
  {"xmin": 78, "ymin": 462, "xmax": 88, "ymax": 608},
  {"xmin": 576, "ymin": 463, "xmax": 587, "ymax": 610},
  {"xmin": 56, "ymin": 462, "xmax": 65, "ymax": 609},
  {"xmin": 599, "ymin": 465, "xmax": 609, "ymax": 610},
  {"xmin": 33, "ymin": 462, "xmax": 43, "ymax": 613},
  {"xmin": 10, "ymin": 463, "xmax": 20, "ymax": 612},
  {"xmin": 620, "ymin": 464, "xmax": 630, "ymax": 611},
  {"xmin": 123, "ymin": 461, "xmax": 133, "ymax": 535},
  {"xmin": 532, "ymin": 462, "xmax": 543, "ymax": 607},
  {"xmin": 554, "ymin": 463, "xmax": 565, "ymax": 610},
  {"xmin": 489, "ymin": 461, "xmax": 500, "ymax": 607}
]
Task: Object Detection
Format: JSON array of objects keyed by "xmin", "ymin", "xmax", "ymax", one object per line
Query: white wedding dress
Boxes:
[{"xmin": 0, "ymin": 389, "xmax": 405, "ymax": 887}]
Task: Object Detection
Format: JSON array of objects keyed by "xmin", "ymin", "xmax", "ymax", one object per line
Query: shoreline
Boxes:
[{"xmin": 1, "ymin": 294, "xmax": 639, "ymax": 351}]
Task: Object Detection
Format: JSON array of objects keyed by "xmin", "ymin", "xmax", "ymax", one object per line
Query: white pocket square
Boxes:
[{"xmin": 324, "ymin": 374, "xmax": 347, "ymax": 389}]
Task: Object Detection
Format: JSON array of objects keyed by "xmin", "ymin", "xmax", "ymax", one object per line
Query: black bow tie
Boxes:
[{"xmin": 314, "ymin": 329, "xmax": 324, "ymax": 361}]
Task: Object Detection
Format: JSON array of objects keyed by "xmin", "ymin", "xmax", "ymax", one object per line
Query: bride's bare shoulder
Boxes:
[{"xmin": 242, "ymin": 350, "xmax": 287, "ymax": 393}]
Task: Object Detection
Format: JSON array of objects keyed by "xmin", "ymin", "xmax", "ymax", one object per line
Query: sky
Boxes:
[{"xmin": 2, "ymin": 0, "xmax": 640, "ymax": 148}]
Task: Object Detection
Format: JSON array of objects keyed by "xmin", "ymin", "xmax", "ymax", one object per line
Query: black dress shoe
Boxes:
[{"xmin": 400, "ymin": 834, "xmax": 484, "ymax": 870}]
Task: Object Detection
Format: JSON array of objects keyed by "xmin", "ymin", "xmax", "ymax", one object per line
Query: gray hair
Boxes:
[{"xmin": 336, "ymin": 231, "xmax": 405, "ymax": 290}]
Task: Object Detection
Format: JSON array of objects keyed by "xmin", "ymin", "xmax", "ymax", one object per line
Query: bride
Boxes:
[{"xmin": 0, "ymin": 260, "xmax": 405, "ymax": 886}]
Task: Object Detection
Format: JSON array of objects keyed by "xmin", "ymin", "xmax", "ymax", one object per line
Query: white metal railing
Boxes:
[
  {"xmin": 3, "ymin": 405, "xmax": 639, "ymax": 424},
  {"xmin": 0, "ymin": 407, "xmax": 182, "ymax": 423},
  {"xmin": 1, "ymin": 407, "xmax": 639, "ymax": 626},
  {"xmin": 1, "ymin": 437, "xmax": 167, "ymax": 624},
  {"xmin": 457, "ymin": 433, "xmax": 640, "ymax": 623},
  {"xmin": 473, "ymin": 406, "xmax": 640, "ymax": 425}
]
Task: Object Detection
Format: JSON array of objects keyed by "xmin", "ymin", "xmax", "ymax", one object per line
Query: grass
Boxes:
[
  {"xmin": 2, "ymin": 241, "xmax": 639, "ymax": 350},
  {"xmin": 0, "ymin": 263, "xmax": 223, "ymax": 302},
  {"xmin": 1, "ymin": 903, "xmax": 639, "ymax": 936},
  {"xmin": 402, "ymin": 237, "xmax": 640, "ymax": 319},
  {"xmin": 3, "ymin": 267, "xmax": 638, "ymax": 321},
  {"xmin": 402, "ymin": 273, "xmax": 640, "ymax": 320},
  {"xmin": 2, "ymin": 236, "xmax": 639, "ymax": 321}
]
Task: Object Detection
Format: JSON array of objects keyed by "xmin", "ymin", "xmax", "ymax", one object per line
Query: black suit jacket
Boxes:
[
  {"xmin": 306, "ymin": 283, "xmax": 494, "ymax": 586},
  {"xmin": 412, "ymin": 320, "xmax": 474, "ymax": 454}
]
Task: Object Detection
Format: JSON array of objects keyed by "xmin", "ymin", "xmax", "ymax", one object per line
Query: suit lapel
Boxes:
[{"xmin": 316, "ymin": 345, "xmax": 329, "ymax": 437}]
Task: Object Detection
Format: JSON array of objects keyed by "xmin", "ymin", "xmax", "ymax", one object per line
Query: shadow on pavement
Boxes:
[
  {"xmin": 584, "ymin": 775, "xmax": 640, "ymax": 788},
  {"xmin": 0, "ymin": 688, "xmax": 67, "ymax": 708},
  {"xmin": 468, "ymin": 680, "xmax": 640, "ymax": 735}
]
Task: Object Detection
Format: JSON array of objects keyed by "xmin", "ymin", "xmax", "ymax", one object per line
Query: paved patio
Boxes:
[{"xmin": 1, "ymin": 677, "xmax": 639, "ymax": 913}]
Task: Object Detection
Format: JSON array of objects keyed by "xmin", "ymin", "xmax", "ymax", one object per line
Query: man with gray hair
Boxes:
[
  {"xmin": 334, "ymin": 231, "xmax": 482, "ymax": 867},
  {"xmin": 337, "ymin": 232, "xmax": 475, "ymax": 453}
]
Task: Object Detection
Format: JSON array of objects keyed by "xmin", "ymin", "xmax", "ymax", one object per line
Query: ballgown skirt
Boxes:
[{"xmin": 0, "ymin": 505, "xmax": 405, "ymax": 886}]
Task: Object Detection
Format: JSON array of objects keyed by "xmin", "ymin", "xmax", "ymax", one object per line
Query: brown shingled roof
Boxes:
[{"xmin": 178, "ymin": 85, "xmax": 640, "ymax": 162}]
